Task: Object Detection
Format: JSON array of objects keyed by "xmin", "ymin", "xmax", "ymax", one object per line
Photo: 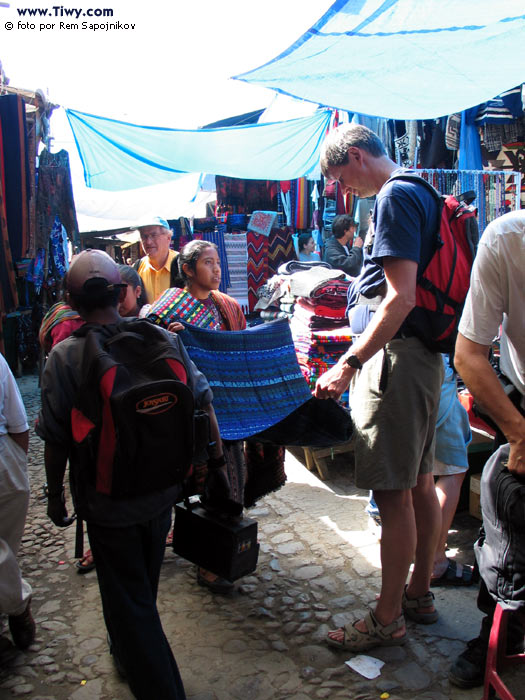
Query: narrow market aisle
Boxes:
[{"xmin": 1, "ymin": 373, "xmax": 520, "ymax": 700}]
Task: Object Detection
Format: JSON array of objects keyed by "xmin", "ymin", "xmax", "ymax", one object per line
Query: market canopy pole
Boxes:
[
  {"xmin": 66, "ymin": 108, "xmax": 332, "ymax": 191},
  {"xmin": 233, "ymin": 0, "xmax": 525, "ymax": 121}
]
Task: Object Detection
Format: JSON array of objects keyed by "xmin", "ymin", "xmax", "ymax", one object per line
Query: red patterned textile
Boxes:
[
  {"xmin": 246, "ymin": 231, "xmax": 269, "ymax": 312},
  {"xmin": 267, "ymin": 226, "xmax": 294, "ymax": 277}
]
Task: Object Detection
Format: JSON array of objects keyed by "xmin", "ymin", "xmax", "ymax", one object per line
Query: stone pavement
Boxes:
[{"xmin": 0, "ymin": 373, "xmax": 522, "ymax": 699}]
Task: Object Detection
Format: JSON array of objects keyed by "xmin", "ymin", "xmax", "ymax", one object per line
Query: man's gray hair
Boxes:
[{"xmin": 320, "ymin": 124, "xmax": 386, "ymax": 176}]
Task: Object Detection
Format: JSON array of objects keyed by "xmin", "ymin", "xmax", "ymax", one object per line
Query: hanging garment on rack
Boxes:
[
  {"xmin": 246, "ymin": 231, "xmax": 269, "ymax": 312},
  {"xmin": 0, "ymin": 94, "xmax": 30, "ymax": 262},
  {"xmin": 267, "ymin": 227, "xmax": 294, "ymax": 277},
  {"xmin": 201, "ymin": 230, "xmax": 231, "ymax": 292},
  {"xmin": 224, "ymin": 233, "xmax": 249, "ymax": 314},
  {"xmin": 0, "ymin": 134, "xmax": 19, "ymax": 313},
  {"xmin": 445, "ymin": 113, "xmax": 461, "ymax": 150},
  {"xmin": 475, "ymin": 86, "xmax": 524, "ymax": 125},
  {"xmin": 35, "ymin": 149, "xmax": 79, "ymax": 252},
  {"xmin": 26, "ymin": 114, "xmax": 37, "ymax": 258},
  {"xmin": 294, "ymin": 177, "xmax": 309, "ymax": 229}
]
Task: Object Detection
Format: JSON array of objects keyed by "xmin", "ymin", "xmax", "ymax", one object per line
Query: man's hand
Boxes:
[
  {"xmin": 507, "ymin": 438, "xmax": 525, "ymax": 478},
  {"xmin": 353, "ymin": 236, "xmax": 364, "ymax": 249},
  {"xmin": 47, "ymin": 489, "xmax": 75, "ymax": 527},
  {"xmin": 314, "ymin": 361, "xmax": 354, "ymax": 400}
]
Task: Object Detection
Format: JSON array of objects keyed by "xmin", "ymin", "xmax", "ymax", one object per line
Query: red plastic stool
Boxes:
[{"xmin": 483, "ymin": 602, "xmax": 525, "ymax": 700}]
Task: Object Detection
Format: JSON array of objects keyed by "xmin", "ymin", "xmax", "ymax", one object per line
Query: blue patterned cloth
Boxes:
[
  {"xmin": 201, "ymin": 230, "xmax": 231, "ymax": 293},
  {"xmin": 179, "ymin": 319, "xmax": 312, "ymax": 439}
]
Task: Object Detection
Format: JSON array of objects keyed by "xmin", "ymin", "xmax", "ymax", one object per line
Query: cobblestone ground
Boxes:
[{"xmin": 1, "ymin": 373, "xmax": 523, "ymax": 699}]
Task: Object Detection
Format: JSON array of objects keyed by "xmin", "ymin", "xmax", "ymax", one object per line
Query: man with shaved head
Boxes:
[{"xmin": 37, "ymin": 250, "xmax": 221, "ymax": 699}]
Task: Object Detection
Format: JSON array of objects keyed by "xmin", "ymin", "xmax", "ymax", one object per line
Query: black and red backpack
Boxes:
[
  {"xmin": 388, "ymin": 174, "xmax": 479, "ymax": 353},
  {"xmin": 70, "ymin": 318, "xmax": 196, "ymax": 502}
]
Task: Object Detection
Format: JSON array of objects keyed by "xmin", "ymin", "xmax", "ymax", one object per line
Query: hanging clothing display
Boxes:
[
  {"xmin": 0, "ymin": 94, "xmax": 30, "ymax": 262},
  {"xmin": 246, "ymin": 231, "xmax": 269, "ymax": 312},
  {"xmin": 294, "ymin": 177, "xmax": 309, "ymax": 229},
  {"xmin": 35, "ymin": 148, "xmax": 79, "ymax": 252},
  {"xmin": 266, "ymin": 227, "xmax": 295, "ymax": 277},
  {"xmin": 200, "ymin": 230, "xmax": 231, "ymax": 292},
  {"xmin": 224, "ymin": 233, "xmax": 249, "ymax": 314},
  {"xmin": 0, "ymin": 157, "xmax": 19, "ymax": 313}
]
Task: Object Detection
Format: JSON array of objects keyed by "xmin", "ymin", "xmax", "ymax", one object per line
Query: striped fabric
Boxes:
[
  {"xmin": 38, "ymin": 302, "xmax": 83, "ymax": 352},
  {"xmin": 210, "ymin": 290, "xmax": 247, "ymax": 331},
  {"xmin": 246, "ymin": 231, "xmax": 268, "ymax": 312},
  {"xmin": 224, "ymin": 233, "xmax": 249, "ymax": 314},
  {"xmin": 294, "ymin": 177, "xmax": 309, "ymax": 230},
  {"xmin": 147, "ymin": 287, "xmax": 216, "ymax": 329},
  {"xmin": 179, "ymin": 318, "xmax": 312, "ymax": 440}
]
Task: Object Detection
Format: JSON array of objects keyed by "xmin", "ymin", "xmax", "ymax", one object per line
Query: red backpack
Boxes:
[{"xmin": 388, "ymin": 174, "xmax": 479, "ymax": 353}]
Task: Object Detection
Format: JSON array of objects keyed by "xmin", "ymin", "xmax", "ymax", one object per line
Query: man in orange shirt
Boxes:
[{"xmin": 134, "ymin": 216, "xmax": 178, "ymax": 304}]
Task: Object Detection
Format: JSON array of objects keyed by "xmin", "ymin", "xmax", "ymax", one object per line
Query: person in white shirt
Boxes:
[
  {"xmin": 449, "ymin": 209, "xmax": 525, "ymax": 689},
  {"xmin": 0, "ymin": 353, "xmax": 35, "ymax": 649}
]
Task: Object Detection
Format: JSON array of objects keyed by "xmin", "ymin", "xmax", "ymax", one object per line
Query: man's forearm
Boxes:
[
  {"xmin": 455, "ymin": 336, "xmax": 525, "ymax": 444},
  {"xmin": 348, "ymin": 291, "xmax": 413, "ymax": 366}
]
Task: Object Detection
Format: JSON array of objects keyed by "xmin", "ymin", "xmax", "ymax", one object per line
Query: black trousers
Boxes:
[{"xmin": 87, "ymin": 507, "xmax": 186, "ymax": 700}]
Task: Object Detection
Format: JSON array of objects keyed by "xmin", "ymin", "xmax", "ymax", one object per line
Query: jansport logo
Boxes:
[{"xmin": 136, "ymin": 393, "xmax": 177, "ymax": 414}]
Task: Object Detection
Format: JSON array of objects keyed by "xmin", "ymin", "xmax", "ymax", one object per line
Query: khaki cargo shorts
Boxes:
[{"xmin": 350, "ymin": 337, "xmax": 444, "ymax": 491}]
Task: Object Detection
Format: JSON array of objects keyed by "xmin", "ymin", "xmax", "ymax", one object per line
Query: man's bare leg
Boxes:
[
  {"xmin": 327, "ymin": 488, "xmax": 415, "ymax": 643},
  {"xmin": 433, "ymin": 472, "xmax": 466, "ymax": 577},
  {"xmin": 407, "ymin": 471, "xmax": 441, "ymax": 600}
]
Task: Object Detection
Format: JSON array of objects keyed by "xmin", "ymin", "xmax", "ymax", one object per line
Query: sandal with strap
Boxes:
[
  {"xmin": 402, "ymin": 585, "xmax": 438, "ymax": 624},
  {"xmin": 75, "ymin": 549, "xmax": 95, "ymax": 575},
  {"xmin": 326, "ymin": 610, "xmax": 406, "ymax": 652}
]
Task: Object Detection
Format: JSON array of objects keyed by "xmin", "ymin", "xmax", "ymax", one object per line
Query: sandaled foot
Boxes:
[
  {"xmin": 402, "ymin": 585, "xmax": 438, "ymax": 624},
  {"xmin": 326, "ymin": 610, "xmax": 406, "ymax": 652},
  {"xmin": 197, "ymin": 568, "xmax": 234, "ymax": 594},
  {"xmin": 75, "ymin": 549, "xmax": 95, "ymax": 574},
  {"xmin": 431, "ymin": 559, "xmax": 476, "ymax": 587}
]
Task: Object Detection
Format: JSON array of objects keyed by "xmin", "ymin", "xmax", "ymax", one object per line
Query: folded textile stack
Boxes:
[
  {"xmin": 255, "ymin": 275, "xmax": 295, "ymax": 322},
  {"xmin": 290, "ymin": 278, "xmax": 352, "ymax": 403}
]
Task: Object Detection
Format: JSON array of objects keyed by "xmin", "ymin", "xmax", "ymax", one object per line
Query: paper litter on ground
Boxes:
[{"xmin": 345, "ymin": 654, "xmax": 385, "ymax": 679}]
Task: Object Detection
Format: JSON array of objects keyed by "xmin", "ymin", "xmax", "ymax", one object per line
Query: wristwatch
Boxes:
[{"xmin": 344, "ymin": 354, "xmax": 363, "ymax": 370}]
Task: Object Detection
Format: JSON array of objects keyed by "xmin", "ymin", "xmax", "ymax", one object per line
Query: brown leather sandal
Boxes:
[{"xmin": 326, "ymin": 610, "xmax": 406, "ymax": 652}]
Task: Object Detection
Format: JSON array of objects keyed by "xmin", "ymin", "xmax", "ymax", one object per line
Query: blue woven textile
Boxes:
[
  {"xmin": 179, "ymin": 319, "xmax": 312, "ymax": 440},
  {"xmin": 201, "ymin": 231, "xmax": 231, "ymax": 293}
]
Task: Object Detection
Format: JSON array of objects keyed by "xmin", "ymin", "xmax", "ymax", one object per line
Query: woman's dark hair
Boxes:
[
  {"xmin": 298, "ymin": 233, "xmax": 313, "ymax": 251},
  {"xmin": 173, "ymin": 240, "xmax": 219, "ymax": 287},
  {"xmin": 118, "ymin": 264, "xmax": 147, "ymax": 307}
]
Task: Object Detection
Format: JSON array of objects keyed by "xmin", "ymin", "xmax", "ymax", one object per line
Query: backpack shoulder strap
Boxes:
[{"xmin": 386, "ymin": 172, "xmax": 443, "ymax": 205}]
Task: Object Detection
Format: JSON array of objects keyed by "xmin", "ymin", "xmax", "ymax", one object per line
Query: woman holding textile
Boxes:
[
  {"xmin": 151, "ymin": 240, "xmax": 285, "ymax": 593},
  {"xmin": 157, "ymin": 241, "xmax": 246, "ymax": 593}
]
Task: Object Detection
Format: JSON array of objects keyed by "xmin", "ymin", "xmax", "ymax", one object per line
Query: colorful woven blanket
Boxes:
[
  {"xmin": 179, "ymin": 319, "xmax": 312, "ymax": 440},
  {"xmin": 147, "ymin": 287, "xmax": 216, "ymax": 329}
]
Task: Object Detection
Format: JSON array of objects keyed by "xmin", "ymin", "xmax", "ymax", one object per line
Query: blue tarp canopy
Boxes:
[
  {"xmin": 234, "ymin": 0, "xmax": 525, "ymax": 120},
  {"xmin": 66, "ymin": 108, "xmax": 332, "ymax": 191}
]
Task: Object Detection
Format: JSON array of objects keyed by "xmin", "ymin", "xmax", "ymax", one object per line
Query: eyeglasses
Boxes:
[{"xmin": 140, "ymin": 232, "xmax": 166, "ymax": 242}]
